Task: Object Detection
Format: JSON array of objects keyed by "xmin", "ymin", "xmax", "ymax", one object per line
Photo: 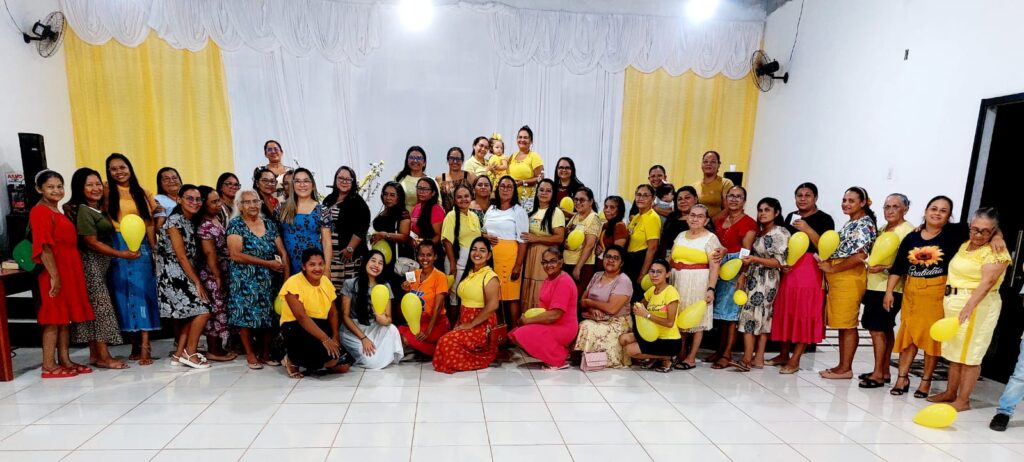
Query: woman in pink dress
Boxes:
[{"xmin": 508, "ymin": 246, "xmax": 579, "ymax": 369}]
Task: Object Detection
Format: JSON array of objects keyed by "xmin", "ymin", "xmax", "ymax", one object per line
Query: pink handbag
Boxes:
[{"xmin": 581, "ymin": 351, "xmax": 608, "ymax": 372}]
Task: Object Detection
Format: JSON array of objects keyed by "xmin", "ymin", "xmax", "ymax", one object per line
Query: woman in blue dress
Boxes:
[{"xmin": 278, "ymin": 168, "xmax": 332, "ymax": 276}]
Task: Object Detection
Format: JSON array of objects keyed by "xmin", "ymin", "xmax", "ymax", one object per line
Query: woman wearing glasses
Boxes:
[
  {"xmin": 396, "ymin": 146, "xmax": 434, "ymax": 212},
  {"xmin": 669, "ymin": 204, "xmax": 721, "ymax": 369},
  {"xmin": 436, "ymin": 147, "xmax": 476, "ymax": 212},
  {"xmin": 254, "ymin": 167, "xmax": 281, "ymax": 222},
  {"xmin": 563, "ymin": 187, "xmax": 601, "ymax": 295},
  {"xmin": 706, "ymin": 186, "xmax": 757, "ymax": 369},
  {"xmin": 690, "ymin": 151, "xmax": 734, "ymax": 218},
  {"xmin": 483, "ymin": 176, "xmax": 529, "ymax": 324},
  {"xmin": 553, "ymin": 157, "xmax": 584, "ymax": 220},
  {"xmin": 626, "ymin": 184, "xmax": 662, "ymax": 301},
  {"xmin": 255, "ymin": 140, "xmax": 291, "ymax": 202},
  {"xmin": 279, "ymin": 168, "xmax": 332, "ymax": 275},
  {"xmin": 620, "ymin": 259, "xmax": 681, "ymax": 372},
  {"xmin": 509, "ymin": 246, "xmax": 579, "ymax": 370},
  {"xmin": 323, "ymin": 166, "xmax": 370, "ymax": 290}
]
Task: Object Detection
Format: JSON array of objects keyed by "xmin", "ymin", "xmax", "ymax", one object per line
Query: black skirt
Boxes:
[
  {"xmin": 282, "ymin": 318, "xmax": 334, "ymax": 370},
  {"xmin": 631, "ymin": 314, "xmax": 682, "ymax": 357}
]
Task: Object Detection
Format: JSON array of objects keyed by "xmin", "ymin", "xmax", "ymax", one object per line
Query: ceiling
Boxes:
[{"xmin": 368, "ymin": 0, "xmax": 794, "ymax": 22}]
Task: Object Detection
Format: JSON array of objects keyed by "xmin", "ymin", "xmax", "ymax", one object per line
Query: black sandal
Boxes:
[
  {"xmin": 674, "ymin": 360, "xmax": 695, "ymax": 370},
  {"xmin": 858, "ymin": 372, "xmax": 891, "ymax": 384},
  {"xmin": 858, "ymin": 378, "xmax": 885, "ymax": 389},
  {"xmin": 890, "ymin": 375, "xmax": 910, "ymax": 396},
  {"xmin": 914, "ymin": 378, "xmax": 932, "ymax": 399},
  {"xmin": 653, "ymin": 360, "xmax": 672, "ymax": 373}
]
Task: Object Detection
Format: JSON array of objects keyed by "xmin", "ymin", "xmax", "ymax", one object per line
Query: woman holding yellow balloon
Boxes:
[
  {"xmin": 575, "ymin": 245, "xmax": 634, "ymax": 368},
  {"xmin": 398, "ymin": 241, "xmax": 450, "ymax": 357},
  {"xmin": 553, "ymin": 157, "xmax": 584, "ymax": 220},
  {"xmin": 509, "ymin": 247, "xmax": 579, "ymax": 369},
  {"xmin": 370, "ymin": 181, "xmax": 413, "ymax": 299},
  {"xmin": 770, "ymin": 182, "xmax": 834, "ymax": 373},
  {"xmin": 442, "ymin": 185, "xmax": 481, "ymax": 309},
  {"xmin": 928, "ymin": 208, "xmax": 1010, "ymax": 411},
  {"xmin": 707, "ymin": 186, "xmax": 757, "ymax": 369},
  {"xmin": 563, "ymin": 187, "xmax": 601, "ymax": 295},
  {"xmin": 620, "ymin": 259, "xmax": 681, "ymax": 372},
  {"xmin": 818, "ymin": 187, "xmax": 877, "ymax": 380},
  {"xmin": 278, "ymin": 249, "xmax": 350, "ymax": 379},
  {"xmin": 339, "ymin": 250, "xmax": 403, "ymax": 369},
  {"xmin": 433, "ymin": 237, "xmax": 502, "ymax": 373},
  {"xmin": 105, "ymin": 153, "xmax": 161, "ymax": 365},
  {"xmin": 857, "ymin": 193, "xmax": 914, "ymax": 389},
  {"xmin": 669, "ymin": 204, "xmax": 722, "ymax": 369},
  {"xmin": 520, "ymin": 179, "xmax": 566, "ymax": 314},
  {"xmin": 626, "ymin": 184, "xmax": 662, "ymax": 302},
  {"xmin": 734, "ymin": 198, "xmax": 790, "ymax": 371}
]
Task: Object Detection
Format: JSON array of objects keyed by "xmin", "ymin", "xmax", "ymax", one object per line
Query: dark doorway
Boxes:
[{"xmin": 964, "ymin": 93, "xmax": 1024, "ymax": 383}]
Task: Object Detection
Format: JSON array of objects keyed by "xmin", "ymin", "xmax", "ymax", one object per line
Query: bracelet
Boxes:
[
  {"xmin": 359, "ymin": 336, "xmax": 367, "ymax": 341},
  {"xmin": 707, "ymin": 287, "xmax": 715, "ymax": 292}
]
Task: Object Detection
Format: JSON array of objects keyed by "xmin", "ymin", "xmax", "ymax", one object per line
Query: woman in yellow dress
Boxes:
[
  {"xmin": 928, "ymin": 207, "xmax": 1010, "ymax": 411},
  {"xmin": 508, "ymin": 125, "xmax": 544, "ymax": 207}
]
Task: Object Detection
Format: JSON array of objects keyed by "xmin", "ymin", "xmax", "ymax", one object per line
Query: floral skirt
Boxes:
[{"xmin": 574, "ymin": 317, "xmax": 632, "ymax": 368}]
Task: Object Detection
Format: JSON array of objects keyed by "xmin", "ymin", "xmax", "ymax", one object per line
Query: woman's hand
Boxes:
[
  {"xmin": 882, "ymin": 292, "xmax": 894, "ymax": 311},
  {"xmin": 736, "ymin": 275, "xmax": 746, "ymax": 291},
  {"xmin": 867, "ymin": 265, "xmax": 888, "ymax": 274},
  {"xmin": 267, "ymin": 259, "xmax": 285, "ymax": 273},
  {"xmin": 339, "ymin": 247, "xmax": 354, "ymax": 262},
  {"xmin": 370, "ymin": 232, "xmax": 386, "ymax": 244},
  {"xmin": 781, "ymin": 264, "xmax": 792, "ymax": 274},
  {"xmin": 486, "ymin": 233, "xmax": 500, "ymax": 245},
  {"xmin": 711, "ymin": 249, "xmax": 724, "ymax": 264},
  {"xmin": 572, "ymin": 266, "xmax": 582, "ymax": 281},
  {"xmin": 401, "ymin": 281, "xmax": 413, "ymax": 292},
  {"xmin": 48, "ymin": 275, "xmax": 61, "ymax": 297},
  {"xmin": 632, "ymin": 302, "xmax": 650, "ymax": 319},
  {"xmin": 374, "ymin": 313, "xmax": 390, "ymax": 326},
  {"xmin": 510, "ymin": 266, "xmax": 522, "ymax": 281},
  {"xmin": 740, "ymin": 255, "xmax": 754, "ymax": 265},
  {"xmin": 818, "ymin": 261, "xmax": 834, "ymax": 273},
  {"xmin": 704, "ymin": 290, "xmax": 715, "ymax": 305},
  {"xmin": 361, "ymin": 337, "xmax": 377, "ymax": 356},
  {"xmin": 453, "ymin": 323, "xmax": 471, "ymax": 331},
  {"xmin": 520, "ymin": 233, "xmax": 537, "ymax": 243},
  {"xmin": 792, "ymin": 219, "xmax": 810, "ymax": 233},
  {"xmin": 323, "ymin": 338, "xmax": 341, "ymax": 358},
  {"xmin": 195, "ymin": 282, "xmax": 210, "ymax": 303},
  {"xmin": 958, "ymin": 305, "xmax": 975, "ymax": 325},
  {"xmin": 119, "ymin": 249, "xmax": 141, "ymax": 260}
]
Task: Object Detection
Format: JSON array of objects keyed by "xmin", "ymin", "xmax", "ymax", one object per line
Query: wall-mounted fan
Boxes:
[
  {"xmin": 22, "ymin": 11, "xmax": 65, "ymax": 58},
  {"xmin": 750, "ymin": 50, "xmax": 789, "ymax": 92}
]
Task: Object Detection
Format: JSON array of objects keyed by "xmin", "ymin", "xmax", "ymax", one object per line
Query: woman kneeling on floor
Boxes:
[
  {"xmin": 279, "ymin": 248, "xmax": 351, "ymax": 378},
  {"xmin": 620, "ymin": 259, "xmax": 682, "ymax": 372}
]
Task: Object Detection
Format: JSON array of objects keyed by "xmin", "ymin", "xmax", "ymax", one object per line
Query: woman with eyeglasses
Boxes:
[
  {"xmin": 436, "ymin": 147, "xmax": 476, "ymax": 212},
  {"xmin": 433, "ymin": 237, "xmax": 501, "ymax": 373},
  {"xmin": 553, "ymin": 157, "xmax": 584, "ymax": 219},
  {"xmin": 411, "ymin": 178, "xmax": 444, "ymax": 252},
  {"xmin": 253, "ymin": 167, "xmax": 281, "ymax": 222},
  {"xmin": 564, "ymin": 187, "xmax": 600, "ymax": 295},
  {"xmin": 509, "ymin": 125, "xmax": 544, "ymax": 207},
  {"xmin": 668, "ymin": 204, "xmax": 721, "ymax": 369},
  {"xmin": 396, "ymin": 146, "xmax": 434, "ymax": 212},
  {"xmin": 442, "ymin": 185, "xmax": 481, "ymax": 311},
  {"xmin": 464, "ymin": 136, "xmax": 491, "ymax": 178},
  {"xmin": 216, "ymin": 172, "xmax": 241, "ymax": 224},
  {"xmin": 483, "ymin": 176, "xmax": 529, "ymax": 324},
  {"xmin": 706, "ymin": 185, "xmax": 757, "ymax": 370},
  {"xmin": 691, "ymin": 151, "xmax": 734, "ymax": 218},
  {"xmin": 196, "ymin": 186, "xmax": 236, "ymax": 362},
  {"xmin": 469, "ymin": 175, "xmax": 492, "ymax": 222},
  {"xmin": 228, "ymin": 189, "xmax": 289, "ymax": 369},
  {"xmin": 509, "ymin": 246, "xmax": 578, "ymax": 369},
  {"xmin": 323, "ymin": 166, "xmax": 370, "ymax": 291},
  {"xmin": 575, "ymin": 245, "xmax": 634, "ymax": 368},
  {"xmin": 620, "ymin": 259, "xmax": 681, "ymax": 372},
  {"xmin": 279, "ymin": 168, "xmax": 332, "ymax": 276},
  {"xmin": 153, "ymin": 167, "xmax": 182, "ymax": 230},
  {"xmin": 521, "ymin": 179, "xmax": 567, "ymax": 313},
  {"xmin": 255, "ymin": 140, "xmax": 291, "ymax": 202},
  {"xmin": 626, "ymin": 184, "xmax": 662, "ymax": 301}
]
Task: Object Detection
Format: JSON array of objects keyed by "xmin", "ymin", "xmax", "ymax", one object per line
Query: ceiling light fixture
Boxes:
[
  {"xmin": 399, "ymin": 0, "xmax": 434, "ymax": 32},
  {"xmin": 685, "ymin": 0, "xmax": 720, "ymax": 23}
]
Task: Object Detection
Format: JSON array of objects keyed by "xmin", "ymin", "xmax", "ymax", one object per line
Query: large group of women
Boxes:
[{"xmin": 27, "ymin": 125, "xmax": 1011, "ymax": 412}]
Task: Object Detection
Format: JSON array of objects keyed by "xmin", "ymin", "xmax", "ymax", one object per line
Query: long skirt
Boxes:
[
  {"xmin": 109, "ymin": 233, "xmax": 161, "ymax": 332},
  {"xmin": 574, "ymin": 317, "xmax": 632, "ymax": 368},
  {"xmin": 770, "ymin": 253, "xmax": 824, "ymax": 344},
  {"xmin": 894, "ymin": 276, "xmax": 946, "ymax": 357},
  {"xmin": 432, "ymin": 307, "xmax": 497, "ymax": 373},
  {"xmin": 713, "ymin": 252, "xmax": 742, "ymax": 321},
  {"xmin": 493, "ymin": 240, "xmax": 521, "ymax": 301},
  {"xmin": 520, "ymin": 245, "xmax": 546, "ymax": 310},
  {"xmin": 942, "ymin": 290, "xmax": 1002, "ymax": 366},
  {"xmin": 398, "ymin": 316, "xmax": 451, "ymax": 356},
  {"xmin": 340, "ymin": 320, "xmax": 403, "ymax": 370},
  {"xmin": 72, "ymin": 249, "xmax": 123, "ymax": 345},
  {"xmin": 824, "ymin": 258, "xmax": 866, "ymax": 329},
  {"xmin": 283, "ymin": 318, "xmax": 333, "ymax": 370},
  {"xmin": 673, "ymin": 267, "xmax": 712, "ymax": 332}
]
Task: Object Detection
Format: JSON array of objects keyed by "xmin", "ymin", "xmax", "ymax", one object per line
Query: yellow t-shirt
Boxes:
[
  {"xmin": 464, "ymin": 156, "xmax": 489, "ymax": 177},
  {"xmin": 691, "ymin": 176, "xmax": 734, "ymax": 218},
  {"xmin": 508, "ymin": 151, "xmax": 543, "ymax": 200},
  {"xmin": 528, "ymin": 207, "xmax": 566, "ymax": 236},
  {"xmin": 441, "ymin": 209, "xmax": 482, "ymax": 249},
  {"xmin": 627, "ymin": 208, "xmax": 662, "ymax": 253},
  {"xmin": 278, "ymin": 274, "xmax": 337, "ymax": 324},
  {"xmin": 112, "ymin": 185, "xmax": 156, "ymax": 230},
  {"xmin": 644, "ymin": 285, "xmax": 681, "ymax": 340},
  {"xmin": 564, "ymin": 211, "xmax": 602, "ymax": 265},
  {"xmin": 867, "ymin": 221, "xmax": 916, "ymax": 292},
  {"xmin": 457, "ymin": 266, "xmax": 498, "ymax": 308},
  {"xmin": 487, "ymin": 153, "xmax": 509, "ymax": 181},
  {"xmin": 947, "ymin": 242, "xmax": 1011, "ymax": 290}
]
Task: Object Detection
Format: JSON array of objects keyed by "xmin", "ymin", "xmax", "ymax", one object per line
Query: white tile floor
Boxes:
[{"xmin": 1, "ymin": 340, "xmax": 1022, "ymax": 461}]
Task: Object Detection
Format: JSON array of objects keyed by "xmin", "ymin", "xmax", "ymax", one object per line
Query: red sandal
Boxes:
[{"xmin": 41, "ymin": 366, "xmax": 79, "ymax": 379}]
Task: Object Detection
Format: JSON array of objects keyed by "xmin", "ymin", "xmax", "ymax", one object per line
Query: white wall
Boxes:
[
  {"xmin": 0, "ymin": 0, "xmax": 76, "ymax": 247},
  {"xmin": 747, "ymin": 0, "xmax": 1024, "ymax": 222}
]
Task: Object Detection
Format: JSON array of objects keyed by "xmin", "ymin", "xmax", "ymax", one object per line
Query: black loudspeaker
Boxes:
[
  {"xmin": 724, "ymin": 171, "xmax": 743, "ymax": 186},
  {"xmin": 19, "ymin": 133, "xmax": 47, "ymax": 207}
]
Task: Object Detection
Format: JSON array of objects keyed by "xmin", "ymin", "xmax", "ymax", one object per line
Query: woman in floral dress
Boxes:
[
  {"xmin": 734, "ymin": 198, "xmax": 790, "ymax": 370},
  {"xmin": 196, "ymin": 186, "xmax": 236, "ymax": 361}
]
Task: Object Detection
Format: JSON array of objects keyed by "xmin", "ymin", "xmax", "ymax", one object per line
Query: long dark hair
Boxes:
[
  {"xmin": 216, "ymin": 172, "xmax": 239, "ymax": 198},
  {"xmin": 168, "ymin": 184, "xmax": 200, "ymax": 219},
  {"xmin": 379, "ymin": 181, "xmax": 407, "ymax": 223},
  {"xmin": 925, "ymin": 195, "xmax": 956, "ymax": 225},
  {"xmin": 492, "ymin": 175, "xmax": 520, "ymax": 208},
  {"xmin": 415, "ymin": 178, "xmax": 440, "ymax": 239},
  {"xmin": 450, "ymin": 184, "xmax": 474, "ymax": 263},
  {"xmin": 352, "ymin": 249, "xmax": 387, "ymax": 325},
  {"xmin": 395, "ymin": 146, "xmax": 426, "ymax": 182},
  {"xmin": 105, "ymin": 153, "xmax": 152, "ymax": 222},
  {"xmin": 554, "ymin": 157, "xmax": 584, "ymax": 196},
  {"xmin": 155, "ymin": 167, "xmax": 182, "ymax": 197},
  {"xmin": 756, "ymin": 197, "xmax": 786, "ymax": 230},
  {"xmin": 324, "ymin": 165, "xmax": 358, "ymax": 206},
  {"xmin": 602, "ymin": 195, "xmax": 626, "ymax": 242},
  {"xmin": 529, "ymin": 179, "xmax": 558, "ymax": 233},
  {"xmin": 68, "ymin": 167, "xmax": 102, "ymax": 208},
  {"xmin": 846, "ymin": 186, "xmax": 876, "ymax": 225}
]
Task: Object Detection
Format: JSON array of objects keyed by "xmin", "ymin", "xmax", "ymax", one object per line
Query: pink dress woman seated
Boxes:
[{"xmin": 509, "ymin": 250, "xmax": 579, "ymax": 368}]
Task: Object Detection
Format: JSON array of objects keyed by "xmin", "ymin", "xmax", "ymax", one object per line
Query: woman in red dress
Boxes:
[
  {"xmin": 432, "ymin": 237, "xmax": 500, "ymax": 373},
  {"xmin": 30, "ymin": 170, "xmax": 95, "ymax": 378},
  {"xmin": 509, "ymin": 246, "xmax": 579, "ymax": 369}
]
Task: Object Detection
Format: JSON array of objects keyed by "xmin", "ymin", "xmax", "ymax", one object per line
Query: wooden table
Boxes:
[{"xmin": 1, "ymin": 268, "xmax": 39, "ymax": 381}]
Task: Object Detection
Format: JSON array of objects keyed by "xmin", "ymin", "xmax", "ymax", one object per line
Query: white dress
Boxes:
[
  {"xmin": 339, "ymin": 280, "xmax": 404, "ymax": 369},
  {"xmin": 671, "ymin": 231, "xmax": 721, "ymax": 333}
]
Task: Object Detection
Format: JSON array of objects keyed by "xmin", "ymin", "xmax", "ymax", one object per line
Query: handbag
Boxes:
[
  {"xmin": 581, "ymin": 351, "xmax": 608, "ymax": 372},
  {"xmin": 391, "ymin": 238, "xmax": 420, "ymax": 276},
  {"xmin": 483, "ymin": 275, "xmax": 509, "ymax": 347}
]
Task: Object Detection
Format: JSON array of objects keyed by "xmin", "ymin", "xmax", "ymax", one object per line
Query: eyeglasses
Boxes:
[
  {"xmin": 969, "ymin": 227, "xmax": 994, "ymax": 237},
  {"xmin": 541, "ymin": 258, "xmax": 561, "ymax": 266},
  {"xmin": 556, "ymin": 166, "xmax": 571, "ymax": 170},
  {"xmin": 336, "ymin": 177, "xmax": 354, "ymax": 184},
  {"xmin": 409, "ymin": 156, "xmax": 425, "ymax": 162},
  {"xmin": 293, "ymin": 179, "xmax": 312, "ymax": 185},
  {"xmin": 635, "ymin": 193, "xmax": 652, "ymax": 199},
  {"xmin": 416, "ymin": 186, "xmax": 433, "ymax": 192},
  {"xmin": 726, "ymin": 194, "xmax": 745, "ymax": 200},
  {"xmin": 687, "ymin": 213, "xmax": 707, "ymax": 219},
  {"xmin": 265, "ymin": 147, "xmax": 281, "ymax": 153},
  {"xmin": 259, "ymin": 179, "xmax": 277, "ymax": 185},
  {"xmin": 447, "ymin": 156, "xmax": 464, "ymax": 162},
  {"xmin": 223, "ymin": 181, "xmax": 240, "ymax": 188},
  {"xmin": 183, "ymin": 196, "xmax": 203, "ymax": 203},
  {"xmin": 603, "ymin": 254, "xmax": 621, "ymax": 261},
  {"xmin": 573, "ymin": 197, "xmax": 588, "ymax": 202}
]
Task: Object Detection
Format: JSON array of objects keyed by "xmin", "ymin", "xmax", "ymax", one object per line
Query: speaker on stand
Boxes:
[{"xmin": 723, "ymin": 171, "xmax": 744, "ymax": 187}]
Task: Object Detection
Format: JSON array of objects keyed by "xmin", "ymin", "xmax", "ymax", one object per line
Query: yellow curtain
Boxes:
[
  {"xmin": 618, "ymin": 67, "xmax": 759, "ymax": 196},
  {"xmin": 64, "ymin": 28, "xmax": 233, "ymax": 190}
]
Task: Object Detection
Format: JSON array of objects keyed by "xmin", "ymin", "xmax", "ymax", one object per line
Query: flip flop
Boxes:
[
  {"xmin": 68, "ymin": 364, "xmax": 93, "ymax": 374},
  {"xmin": 41, "ymin": 366, "xmax": 78, "ymax": 379},
  {"xmin": 673, "ymin": 361, "xmax": 695, "ymax": 370},
  {"xmin": 728, "ymin": 360, "xmax": 751, "ymax": 372},
  {"xmin": 779, "ymin": 366, "xmax": 799, "ymax": 374}
]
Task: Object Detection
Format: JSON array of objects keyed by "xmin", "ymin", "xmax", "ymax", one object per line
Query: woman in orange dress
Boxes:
[
  {"xmin": 432, "ymin": 237, "xmax": 501, "ymax": 373},
  {"xmin": 399, "ymin": 241, "xmax": 450, "ymax": 357}
]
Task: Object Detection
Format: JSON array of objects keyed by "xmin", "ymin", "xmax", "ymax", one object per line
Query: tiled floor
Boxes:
[{"xmin": 1, "ymin": 340, "xmax": 1022, "ymax": 461}]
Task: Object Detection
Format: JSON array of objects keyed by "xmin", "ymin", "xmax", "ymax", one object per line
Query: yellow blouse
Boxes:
[
  {"xmin": 441, "ymin": 210, "xmax": 482, "ymax": 249},
  {"xmin": 564, "ymin": 211, "xmax": 602, "ymax": 265},
  {"xmin": 509, "ymin": 151, "xmax": 543, "ymax": 200},
  {"xmin": 111, "ymin": 184, "xmax": 156, "ymax": 230},
  {"xmin": 528, "ymin": 207, "xmax": 566, "ymax": 236},
  {"xmin": 464, "ymin": 156, "xmax": 489, "ymax": 177},
  {"xmin": 278, "ymin": 274, "xmax": 337, "ymax": 323},
  {"xmin": 691, "ymin": 176, "xmax": 734, "ymax": 218},
  {"xmin": 627, "ymin": 208, "xmax": 662, "ymax": 253},
  {"xmin": 644, "ymin": 285, "xmax": 681, "ymax": 340},
  {"xmin": 947, "ymin": 242, "xmax": 1011, "ymax": 290},
  {"xmin": 457, "ymin": 266, "xmax": 498, "ymax": 308}
]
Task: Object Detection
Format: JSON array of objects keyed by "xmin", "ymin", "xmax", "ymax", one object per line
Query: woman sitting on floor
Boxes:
[{"xmin": 280, "ymin": 248, "xmax": 351, "ymax": 378}]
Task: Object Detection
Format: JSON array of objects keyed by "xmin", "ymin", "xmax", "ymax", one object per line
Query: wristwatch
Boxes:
[
  {"xmin": 707, "ymin": 287, "xmax": 715, "ymax": 292},
  {"xmin": 645, "ymin": 313, "xmax": 651, "ymax": 319}
]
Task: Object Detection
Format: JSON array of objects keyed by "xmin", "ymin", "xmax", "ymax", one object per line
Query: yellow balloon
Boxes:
[
  {"xmin": 635, "ymin": 315, "xmax": 660, "ymax": 342},
  {"xmin": 733, "ymin": 289, "xmax": 748, "ymax": 306},
  {"xmin": 598, "ymin": 210, "xmax": 605, "ymax": 221},
  {"xmin": 372, "ymin": 240, "xmax": 393, "ymax": 264},
  {"xmin": 818, "ymin": 230, "xmax": 840, "ymax": 261},
  {"xmin": 640, "ymin": 274, "xmax": 653, "ymax": 291},
  {"xmin": 914, "ymin": 403, "xmax": 958, "ymax": 428},
  {"xmin": 524, "ymin": 307, "xmax": 546, "ymax": 318},
  {"xmin": 676, "ymin": 300, "xmax": 707, "ymax": 329},
  {"xmin": 720, "ymin": 259, "xmax": 742, "ymax": 281},
  {"xmin": 559, "ymin": 196, "xmax": 574, "ymax": 214},
  {"xmin": 120, "ymin": 214, "xmax": 146, "ymax": 252},
  {"xmin": 787, "ymin": 231, "xmax": 809, "ymax": 266},
  {"xmin": 370, "ymin": 284, "xmax": 389, "ymax": 314},
  {"xmin": 868, "ymin": 232, "xmax": 900, "ymax": 266},
  {"xmin": 672, "ymin": 245, "xmax": 708, "ymax": 265},
  {"xmin": 447, "ymin": 274, "xmax": 456, "ymax": 289},
  {"xmin": 401, "ymin": 293, "xmax": 423, "ymax": 335},
  {"xmin": 274, "ymin": 294, "xmax": 286, "ymax": 315},
  {"xmin": 566, "ymin": 229, "xmax": 585, "ymax": 250},
  {"xmin": 930, "ymin": 317, "xmax": 960, "ymax": 342}
]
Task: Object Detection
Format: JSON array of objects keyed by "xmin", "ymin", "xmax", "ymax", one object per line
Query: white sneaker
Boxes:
[{"xmin": 179, "ymin": 350, "xmax": 211, "ymax": 369}]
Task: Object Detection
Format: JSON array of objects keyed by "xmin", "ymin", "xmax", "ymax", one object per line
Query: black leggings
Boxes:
[{"xmin": 282, "ymin": 318, "xmax": 333, "ymax": 370}]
